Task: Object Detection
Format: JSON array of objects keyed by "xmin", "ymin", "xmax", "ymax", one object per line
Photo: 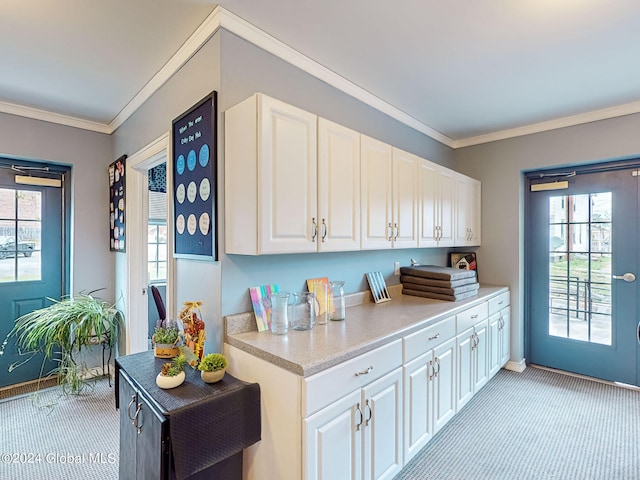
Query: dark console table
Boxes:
[{"xmin": 115, "ymin": 350, "xmax": 261, "ymax": 480}]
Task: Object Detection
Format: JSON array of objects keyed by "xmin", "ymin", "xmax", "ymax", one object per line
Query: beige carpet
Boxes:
[{"xmin": 0, "ymin": 378, "xmax": 118, "ymax": 480}]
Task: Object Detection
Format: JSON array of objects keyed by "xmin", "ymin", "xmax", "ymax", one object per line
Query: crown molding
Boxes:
[
  {"xmin": 216, "ymin": 8, "xmax": 455, "ymax": 147},
  {"xmin": 0, "ymin": 100, "xmax": 111, "ymax": 134},
  {"xmin": 453, "ymin": 101, "xmax": 640, "ymax": 148},
  {"xmin": 108, "ymin": 8, "xmax": 223, "ymax": 133},
  {"xmin": 3, "ymin": 5, "xmax": 640, "ymax": 149}
]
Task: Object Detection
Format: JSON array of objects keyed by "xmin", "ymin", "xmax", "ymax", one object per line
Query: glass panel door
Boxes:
[{"xmin": 527, "ymin": 167, "xmax": 638, "ymax": 386}]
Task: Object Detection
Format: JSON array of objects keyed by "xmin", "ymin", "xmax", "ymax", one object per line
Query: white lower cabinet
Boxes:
[
  {"xmin": 403, "ymin": 336, "xmax": 456, "ymax": 463},
  {"xmin": 489, "ymin": 292, "xmax": 511, "ymax": 378},
  {"xmin": 225, "ymin": 290, "xmax": 510, "ymax": 480},
  {"xmin": 456, "ymin": 316, "xmax": 489, "ymax": 412},
  {"xmin": 304, "ymin": 368, "xmax": 403, "ymax": 480}
]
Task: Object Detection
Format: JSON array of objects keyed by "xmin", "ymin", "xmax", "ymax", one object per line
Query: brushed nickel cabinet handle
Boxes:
[
  {"xmin": 355, "ymin": 403, "xmax": 363, "ymax": 431},
  {"xmin": 311, "ymin": 218, "xmax": 318, "ymax": 241},
  {"xmin": 355, "ymin": 366, "xmax": 374, "ymax": 376},
  {"xmin": 428, "ymin": 333, "xmax": 440, "ymax": 341},
  {"xmin": 364, "ymin": 399, "xmax": 372, "ymax": 427}
]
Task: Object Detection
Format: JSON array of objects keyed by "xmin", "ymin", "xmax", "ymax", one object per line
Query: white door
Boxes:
[
  {"xmin": 361, "ymin": 135, "xmax": 393, "ymax": 250},
  {"xmin": 259, "ymin": 95, "xmax": 318, "ymax": 253},
  {"xmin": 317, "ymin": 118, "xmax": 361, "ymax": 252},
  {"xmin": 304, "ymin": 389, "xmax": 362, "ymax": 480},
  {"xmin": 432, "ymin": 337, "xmax": 457, "ymax": 434},
  {"xmin": 362, "ymin": 368, "xmax": 403, "ymax": 480},
  {"xmin": 392, "ymin": 148, "xmax": 418, "ymax": 248}
]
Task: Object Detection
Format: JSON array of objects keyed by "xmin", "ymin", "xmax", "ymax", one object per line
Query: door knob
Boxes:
[{"xmin": 612, "ymin": 273, "xmax": 636, "ymax": 282}]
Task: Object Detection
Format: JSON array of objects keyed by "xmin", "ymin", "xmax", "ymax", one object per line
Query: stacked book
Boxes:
[{"xmin": 399, "ymin": 265, "xmax": 479, "ymax": 301}]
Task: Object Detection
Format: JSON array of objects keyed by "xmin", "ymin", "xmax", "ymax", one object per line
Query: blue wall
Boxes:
[{"xmin": 219, "ymin": 31, "xmax": 456, "ymax": 316}]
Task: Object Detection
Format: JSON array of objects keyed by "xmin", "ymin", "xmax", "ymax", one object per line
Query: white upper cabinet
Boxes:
[
  {"xmin": 317, "ymin": 118, "xmax": 361, "ymax": 252},
  {"xmin": 392, "ymin": 148, "xmax": 419, "ymax": 249},
  {"xmin": 361, "ymin": 135, "xmax": 393, "ymax": 249},
  {"xmin": 455, "ymin": 173, "xmax": 482, "ymax": 246},
  {"xmin": 418, "ymin": 159, "xmax": 455, "ymax": 247},
  {"xmin": 361, "ymin": 136, "xmax": 418, "ymax": 250},
  {"xmin": 225, "ymin": 93, "xmax": 318, "ymax": 254},
  {"xmin": 225, "ymin": 93, "xmax": 480, "ymax": 255}
]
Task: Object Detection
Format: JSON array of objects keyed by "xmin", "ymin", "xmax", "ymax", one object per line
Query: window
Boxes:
[
  {"xmin": 0, "ymin": 188, "xmax": 42, "ymax": 282},
  {"xmin": 148, "ymin": 221, "xmax": 167, "ymax": 283}
]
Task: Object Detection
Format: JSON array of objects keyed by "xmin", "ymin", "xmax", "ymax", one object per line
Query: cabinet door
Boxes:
[
  {"xmin": 304, "ymin": 389, "xmax": 362, "ymax": 480},
  {"xmin": 361, "ymin": 135, "xmax": 393, "ymax": 250},
  {"xmin": 317, "ymin": 118, "xmax": 361, "ymax": 252},
  {"xmin": 437, "ymin": 168, "xmax": 456, "ymax": 246},
  {"xmin": 456, "ymin": 328, "xmax": 474, "ymax": 411},
  {"xmin": 454, "ymin": 174, "xmax": 481, "ymax": 247},
  {"xmin": 392, "ymin": 148, "xmax": 418, "ymax": 248},
  {"xmin": 135, "ymin": 393, "xmax": 169, "ymax": 480},
  {"xmin": 488, "ymin": 312, "xmax": 502, "ymax": 378},
  {"xmin": 403, "ymin": 351, "xmax": 434, "ymax": 462},
  {"xmin": 362, "ymin": 368, "xmax": 403, "ymax": 480},
  {"xmin": 258, "ymin": 95, "xmax": 318, "ymax": 253},
  {"xmin": 473, "ymin": 319, "xmax": 490, "ymax": 392},
  {"xmin": 418, "ymin": 160, "xmax": 455, "ymax": 247},
  {"xmin": 433, "ymin": 337, "xmax": 456, "ymax": 434},
  {"xmin": 119, "ymin": 372, "xmax": 138, "ymax": 480},
  {"xmin": 418, "ymin": 159, "xmax": 439, "ymax": 247},
  {"xmin": 499, "ymin": 307, "xmax": 511, "ymax": 368}
]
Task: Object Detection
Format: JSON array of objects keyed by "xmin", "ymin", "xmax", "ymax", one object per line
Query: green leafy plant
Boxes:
[
  {"xmin": 153, "ymin": 319, "xmax": 180, "ymax": 344},
  {"xmin": 1, "ymin": 290, "xmax": 123, "ymax": 394},
  {"xmin": 161, "ymin": 354, "xmax": 188, "ymax": 377},
  {"xmin": 197, "ymin": 353, "xmax": 228, "ymax": 372}
]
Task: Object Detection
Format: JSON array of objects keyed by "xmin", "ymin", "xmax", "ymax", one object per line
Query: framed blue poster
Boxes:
[{"xmin": 171, "ymin": 91, "xmax": 217, "ymax": 260}]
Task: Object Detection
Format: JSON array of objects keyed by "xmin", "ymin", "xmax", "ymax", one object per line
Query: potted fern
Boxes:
[
  {"xmin": 1, "ymin": 290, "xmax": 122, "ymax": 394},
  {"xmin": 197, "ymin": 353, "xmax": 228, "ymax": 383},
  {"xmin": 156, "ymin": 354, "xmax": 188, "ymax": 389}
]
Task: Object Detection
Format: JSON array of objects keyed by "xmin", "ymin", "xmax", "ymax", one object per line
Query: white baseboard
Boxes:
[{"xmin": 504, "ymin": 359, "xmax": 527, "ymax": 373}]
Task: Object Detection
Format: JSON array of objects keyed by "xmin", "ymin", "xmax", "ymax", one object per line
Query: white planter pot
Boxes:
[
  {"xmin": 200, "ymin": 369, "xmax": 225, "ymax": 384},
  {"xmin": 156, "ymin": 370, "xmax": 185, "ymax": 389}
]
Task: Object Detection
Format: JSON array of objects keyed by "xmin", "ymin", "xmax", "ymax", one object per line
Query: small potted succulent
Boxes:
[
  {"xmin": 152, "ymin": 319, "xmax": 180, "ymax": 358},
  {"xmin": 197, "ymin": 353, "xmax": 228, "ymax": 383},
  {"xmin": 156, "ymin": 354, "xmax": 188, "ymax": 389}
]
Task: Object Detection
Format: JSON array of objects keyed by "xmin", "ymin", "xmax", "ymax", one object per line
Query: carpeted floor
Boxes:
[
  {"xmin": 395, "ymin": 366, "xmax": 640, "ymax": 480},
  {"xmin": 0, "ymin": 378, "xmax": 119, "ymax": 480},
  {"xmin": 0, "ymin": 367, "xmax": 637, "ymax": 480}
]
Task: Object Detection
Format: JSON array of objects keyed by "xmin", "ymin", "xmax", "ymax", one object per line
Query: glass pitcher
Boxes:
[{"xmin": 289, "ymin": 292, "xmax": 316, "ymax": 330}]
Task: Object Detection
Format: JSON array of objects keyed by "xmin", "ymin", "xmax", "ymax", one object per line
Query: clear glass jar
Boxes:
[
  {"xmin": 270, "ymin": 292, "xmax": 290, "ymax": 335},
  {"xmin": 329, "ymin": 281, "xmax": 346, "ymax": 321}
]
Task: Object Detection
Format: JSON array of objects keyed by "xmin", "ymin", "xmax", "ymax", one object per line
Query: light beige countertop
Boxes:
[{"xmin": 224, "ymin": 284, "xmax": 508, "ymax": 377}]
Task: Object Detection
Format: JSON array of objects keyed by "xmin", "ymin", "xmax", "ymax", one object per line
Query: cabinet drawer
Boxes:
[
  {"xmin": 403, "ymin": 316, "xmax": 455, "ymax": 363},
  {"xmin": 303, "ymin": 339, "xmax": 402, "ymax": 417},
  {"xmin": 456, "ymin": 302, "xmax": 488, "ymax": 333},
  {"xmin": 488, "ymin": 291, "xmax": 510, "ymax": 315}
]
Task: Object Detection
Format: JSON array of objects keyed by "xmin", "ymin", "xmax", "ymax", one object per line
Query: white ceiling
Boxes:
[{"xmin": 2, "ymin": 0, "xmax": 640, "ymax": 146}]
